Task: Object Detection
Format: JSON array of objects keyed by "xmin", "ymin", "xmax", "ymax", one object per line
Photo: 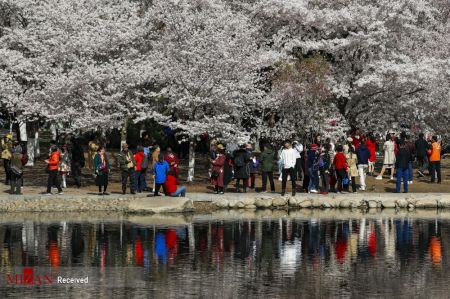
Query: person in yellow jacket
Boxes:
[
  {"xmin": 429, "ymin": 135, "xmax": 441, "ymax": 184},
  {"xmin": 1, "ymin": 133, "xmax": 13, "ymax": 185},
  {"xmin": 87, "ymin": 138, "xmax": 99, "ymax": 170},
  {"xmin": 344, "ymin": 142, "xmax": 358, "ymax": 193}
]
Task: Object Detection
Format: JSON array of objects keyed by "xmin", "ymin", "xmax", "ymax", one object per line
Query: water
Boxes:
[{"xmin": 0, "ymin": 213, "xmax": 449, "ymax": 298}]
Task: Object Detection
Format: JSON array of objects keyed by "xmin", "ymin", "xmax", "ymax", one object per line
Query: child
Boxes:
[{"xmin": 153, "ymin": 153, "xmax": 170, "ymax": 196}]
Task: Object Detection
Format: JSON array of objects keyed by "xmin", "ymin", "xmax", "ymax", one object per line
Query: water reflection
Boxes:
[{"xmin": 0, "ymin": 216, "xmax": 449, "ymax": 297}]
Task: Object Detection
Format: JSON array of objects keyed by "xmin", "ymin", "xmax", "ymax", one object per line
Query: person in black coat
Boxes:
[
  {"xmin": 396, "ymin": 141, "xmax": 412, "ymax": 193},
  {"xmin": 356, "ymin": 142, "xmax": 371, "ymax": 191},
  {"xmin": 300, "ymin": 149, "xmax": 309, "ymax": 192},
  {"xmin": 233, "ymin": 145, "xmax": 250, "ymax": 192}
]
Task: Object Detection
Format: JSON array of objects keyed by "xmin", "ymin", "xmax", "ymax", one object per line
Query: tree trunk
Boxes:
[
  {"xmin": 19, "ymin": 121, "xmax": 27, "ymax": 142},
  {"xmin": 26, "ymin": 121, "xmax": 40, "ymax": 166},
  {"xmin": 9, "ymin": 115, "xmax": 13, "ymax": 135},
  {"xmin": 26, "ymin": 139, "xmax": 35, "ymax": 166},
  {"xmin": 253, "ymin": 130, "xmax": 261, "ymax": 153},
  {"xmin": 26, "ymin": 123, "xmax": 41, "ymax": 166},
  {"xmin": 187, "ymin": 135, "xmax": 196, "ymax": 182},
  {"xmin": 254, "ymin": 109, "xmax": 265, "ymax": 153},
  {"xmin": 50, "ymin": 123, "xmax": 57, "ymax": 141},
  {"xmin": 120, "ymin": 119, "xmax": 129, "ymax": 149},
  {"xmin": 139, "ymin": 123, "xmax": 146, "ymax": 140},
  {"xmin": 34, "ymin": 130, "xmax": 40, "ymax": 158}
]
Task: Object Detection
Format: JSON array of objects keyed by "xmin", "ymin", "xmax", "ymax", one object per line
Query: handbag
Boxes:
[
  {"xmin": 211, "ymin": 170, "xmax": 220, "ymax": 179},
  {"xmin": 343, "ymin": 176, "xmax": 350, "ymax": 186}
]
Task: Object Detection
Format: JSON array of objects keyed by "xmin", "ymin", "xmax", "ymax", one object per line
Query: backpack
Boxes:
[
  {"xmin": 234, "ymin": 154, "xmax": 245, "ymax": 167},
  {"xmin": 141, "ymin": 154, "xmax": 149, "ymax": 169},
  {"xmin": 313, "ymin": 154, "xmax": 324, "ymax": 171},
  {"xmin": 317, "ymin": 155, "xmax": 326, "ymax": 170}
]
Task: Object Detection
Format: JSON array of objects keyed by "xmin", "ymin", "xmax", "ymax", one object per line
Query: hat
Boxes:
[
  {"xmin": 5, "ymin": 133, "xmax": 12, "ymax": 139},
  {"xmin": 217, "ymin": 144, "xmax": 225, "ymax": 150},
  {"xmin": 347, "ymin": 137, "xmax": 353, "ymax": 142},
  {"xmin": 245, "ymin": 144, "xmax": 253, "ymax": 150}
]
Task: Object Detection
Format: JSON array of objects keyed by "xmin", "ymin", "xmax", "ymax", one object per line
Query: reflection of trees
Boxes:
[{"xmin": 0, "ymin": 216, "xmax": 448, "ymax": 297}]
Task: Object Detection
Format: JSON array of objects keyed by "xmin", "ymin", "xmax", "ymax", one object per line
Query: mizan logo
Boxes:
[{"xmin": 6, "ymin": 268, "xmax": 53, "ymax": 286}]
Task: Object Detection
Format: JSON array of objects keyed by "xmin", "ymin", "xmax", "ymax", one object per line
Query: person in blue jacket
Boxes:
[{"xmin": 153, "ymin": 153, "xmax": 170, "ymax": 196}]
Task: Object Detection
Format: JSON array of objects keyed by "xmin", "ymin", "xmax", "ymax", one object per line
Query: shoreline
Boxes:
[
  {"xmin": 1, "ymin": 192, "xmax": 450, "ymax": 214},
  {"xmin": 1, "ymin": 209, "xmax": 450, "ymax": 225}
]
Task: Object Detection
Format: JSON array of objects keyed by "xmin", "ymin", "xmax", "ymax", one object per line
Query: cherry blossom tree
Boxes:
[
  {"xmin": 2, "ymin": 0, "xmax": 450, "ymax": 175},
  {"xmin": 247, "ymin": 0, "xmax": 450, "ymax": 138},
  {"xmin": 139, "ymin": 0, "xmax": 276, "ymax": 181},
  {"xmin": 0, "ymin": 0, "xmax": 153, "ymax": 138}
]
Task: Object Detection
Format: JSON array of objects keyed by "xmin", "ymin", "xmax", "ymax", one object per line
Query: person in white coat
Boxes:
[
  {"xmin": 280, "ymin": 141, "xmax": 297, "ymax": 196},
  {"xmin": 376, "ymin": 133, "xmax": 396, "ymax": 180}
]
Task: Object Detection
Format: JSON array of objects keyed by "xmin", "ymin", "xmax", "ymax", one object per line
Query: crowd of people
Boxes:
[
  {"xmin": 209, "ymin": 130, "xmax": 443, "ymax": 196},
  {"xmin": 0, "ymin": 131, "xmax": 186, "ymax": 197},
  {"xmin": 0, "ymin": 129, "xmax": 445, "ymax": 197}
]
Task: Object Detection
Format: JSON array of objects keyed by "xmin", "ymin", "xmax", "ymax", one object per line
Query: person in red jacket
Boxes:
[
  {"xmin": 45, "ymin": 146, "xmax": 63, "ymax": 195},
  {"xmin": 333, "ymin": 144, "xmax": 348, "ymax": 193},
  {"xmin": 164, "ymin": 172, "xmax": 186, "ymax": 197},
  {"xmin": 164, "ymin": 148, "xmax": 179, "ymax": 178},
  {"xmin": 365, "ymin": 134, "xmax": 377, "ymax": 176},
  {"xmin": 134, "ymin": 146, "xmax": 148, "ymax": 192}
]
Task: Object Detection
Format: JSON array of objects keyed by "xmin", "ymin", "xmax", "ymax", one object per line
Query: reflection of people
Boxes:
[
  {"xmin": 335, "ymin": 227, "xmax": 348, "ymax": 263},
  {"xmin": 429, "ymin": 236, "xmax": 442, "ymax": 265},
  {"xmin": 155, "ymin": 232, "xmax": 167, "ymax": 263},
  {"xmin": 48, "ymin": 225, "xmax": 60, "ymax": 268},
  {"xmin": 166, "ymin": 229, "xmax": 178, "ymax": 262},
  {"xmin": 135, "ymin": 237, "xmax": 144, "ymax": 267},
  {"xmin": 368, "ymin": 226, "xmax": 376, "ymax": 257},
  {"xmin": 71, "ymin": 224, "xmax": 85, "ymax": 263},
  {"xmin": 429, "ymin": 221, "xmax": 442, "ymax": 265}
]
